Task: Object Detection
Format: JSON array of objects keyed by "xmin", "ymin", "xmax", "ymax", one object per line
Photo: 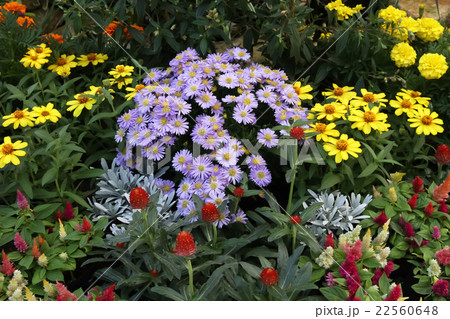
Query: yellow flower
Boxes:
[
  {"xmin": 305, "ymin": 122, "xmax": 340, "ymax": 142},
  {"xmin": 292, "ymin": 81, "xmax": 313, "ymax": 101},
  {"xmin": 389, "ymin": 96, "xmax": 418, "ymax": 117},
  {"xmin": 407, "ymin": 107, "xmax": 444, "ymax": 135},
  {"xmin": 322, "ymin": 84, "xmax": 357, "ymax": 105},
  {"xmin": 418, "ymin": 53, "xmax": 448, "ymax": 80},
  {"xmin": 66, "ymin": 93, "xmax": 96, "ymax": 117},
  {"xmin": 43, "ymin": 280, "xmax": 57, "ymax": 297},
  {"xmin": 2, "ymin": 108, "xmax": 35, "ymax": 129},
  {"xmin": 390, "ymin": 172, "xmax": 406, "ymax": 183},
  {"xmin": 310, "ymin": 102, "xmax": 347, "ymax": 121},
  {"xmin": 30, "ymin": 103, "xmax": 61, "ymax": 124},
  {"xmin": 125, "ymin": 84, "xmax": 148, "ymax": 100},
  {"xmin": 109, "ymin": 65, "xmax": 134, "ymax": 78},
  {"xmin": 25, "ymin": 287, "xmax": 37, "ymax": 301},
  {"xmin": 77, "ymin": 53, "xmax": 108, "ymax": 67},
  {"xmin": 350, "ymin": 89, "xmax": 388, "ymax": 108},
  {"xmin": 378, "ymin": 5, "xmax": 406, "ymax": 24},
  {"xmin": 59, "ymin": 219, "xmax": 66, "ymax": 240},
  {"xmin": 48, "ymin": 54, "xmax": 77, "ymax": 77},
  {"xmin": 388, "ymin": 187, "xmax": 397, "ymax": 204},
  {"xmin": 416, "ymin": 18, "xmax": 444, "ymax": 42},
  {"xmin": 396, "ymin": 89, "xmax": 431, "ymax": 106},
  {"xmin": 392, "ymin": 17, "xmax": 419, "ymax": 41},
  {"xmin": 109, "ymin": 77, "xmax": 133, "ymax": 89},
  {"xmin": 348, "ymin": 106, "xmax": 390, "ymax": 134},
  {"xmin": 323, "ymin": 134, "xmax": 362, "ymax": 163},
  {"xmin": 390, "ymin": 42, "xmax": 416, "ymax": 68},
  {"xmin": 0, "ymin": 136, "xmax": 28, "ymax": 168},
  {"xmin": 319, "ymin": 32, "xmax": 332, "ymax": 40},
  {"xmin": 20, "ymin": 53, "xmax": 48, "ymax": 69},
  {"xmin": 26, "ymin": 43, "xmax": 52, "ymax": 57},
  {"xmin": 37, "ymin": 254, "xmax": 48, "ymax": 268}
]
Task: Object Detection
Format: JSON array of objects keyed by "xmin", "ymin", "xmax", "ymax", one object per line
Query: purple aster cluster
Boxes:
[{"xmin": 115, "ymin": 47, "xmax": 308, "ymax": 223}]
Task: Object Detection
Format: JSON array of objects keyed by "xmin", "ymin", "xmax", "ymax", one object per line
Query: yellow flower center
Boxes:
[
  {"xmin": 198, "ymin": 164, "xmax": 205, "ymax": 172},
  {"xmin": 178, "ymin": 156, "xmax": 186, "ymax": 164},
  {"xmin": 324, "ymin": 104, "xmax": 335, "ymax": 114},
  {"xmin": 35, "ymin": 48, "xmax": 43, "ymax": 53},
  {"xmin": 162, "ymin": 185, "xmax": 171, "ymax": 192},
  {"xmin": 123, "ymin": 114, "xmax": 132, "ymax": 121},
  {"xmin": 198, "ymin": 128, "xmax": 206, "ymax": 136},
  {"xmin": 336, "ymin": 139, "xmax": 349, "ymax": 151},
  {"xmin": 117, "ymin": 66, "xmax": 125, "ymax": 72},
  {"xmin": 136, "ymin": 116, "xmax": 143, "ymax": 124},
  {"xmin": 229, "ymin": 168, "xmax": 236, "ymax": 176},
  {"xmin": 240, "ymin": 111, "xmax": 247, "ymax": 117},
  {"xmin": 333, "ymin": 87, "xmax": 344, "ymax": 96},
  {"xmin": 77, "ymin": 97, "xmax": 89, "ymax": 104},
  {"xmin": 160, "ymin": 118, "xmax": 168, "ymax": 125},
  {"xmin": 257, "ymin": 171, "xmax": 266, "ymax": 179},
  {"xmin": 202, "ymin": 95, "xmax": 210, "ymax": 102},
  {"xmin": 265, "ymin": 134, "xmax": 272, "ymax": 141},
  {"xmin": 363, "ymin": 93, "xmax": 375, "ymax": 103},
  {"xmin": 14, "ymin": 110, "xmax": 24, "ymax": 119},
  {"xmin": 223, "ymin": 153, "xmax": 231, "ymax": 161},
  {"xmin": 30, "ymin": 54, "xmax": 38, "ymax": 61},
  {"xmin": 421, "ymin": 115, "xmax": 433, "ymax": 125},
  {"xmin": 1, "ymin": 143, "xmax": 14, "ymax": 155},
  {"xmin": 363, "ymin": 111, "xmax": 376, "ymax": 123},
  {"xmin": 401, "ymin": 100, "xmax": 411, "ymax": 109},
  {"xmin": 87, "ymin": 53, "xmax": 97, "ymax": 61},
  {"xmin": 56, "ymin": 58, "xmax": 67, "ymax": 66},
  {"xmin": 41, "ymin": 111, "xmax": 50, "ymax": 116},
  {"xmin": 315, "ymin": 123, "xmax": 327, "ymax": 133},
  {"xmin": 410, "ymin": 91, "xmax": 419, "ymax": 98},
  {"xmin": 174, "ymin": 120, "xmax": 182, "ymax": 127},
  {"xmin": 243, "ymin": 98, "xmax": 251, "ymax": 105}
]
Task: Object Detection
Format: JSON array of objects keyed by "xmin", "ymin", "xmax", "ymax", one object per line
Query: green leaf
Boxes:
[
  {"xmin": 46, "ymin": 269, "xmax": 64, "ymax": 282},
  {"xmin": 267, "ymin": 227, "xmax": 290, "ymax": 242},
  {"xmin": 358, "ymin": 162, "xmax": 378, "ymax": 178},
  {"xmin": 19, "ymin": 255, "xmax": 34, "ymax": 268},
  {"xmin": 262, "ymin": 189, "xmax": 281, "ymax": 214},
  {"xmin": 198, "ymin": 264, "xmax": 234, "ymax": 300},
  {"xmin": 63, "ymin": 191, "xmax": 90, "ymax": 209},
  {"xmin": 320, "ymin": 172, "xmax": 344, "ymax": 189},
  {"xmin": 32, "ymin": 267, "xmax": 46, "ymax": 285},
  {"xmin": 240, "ymin": 261, "xmax": 261, "ymax": 279},
  {"xmin": 199, "ymin": 38, "xmax": 208, "ymax": 55},
  {"xmin": 301, "ymin": 202, "xmax": 323, "ymax": 222},
  {"xmin": 33, "ymin": 203, "xmax": 61, "ymax": 219},
  {"xmin": 378, "ymin": 273, "xmax": 390, "ymax": 294},
  {"xmin": 41, "ymin": 167, "xmax": 57, "ymax": 186},
  {"xmin": 29, "ymin": 220, "xmax": 45, "ymax": 234},
  {"xmin": 151, "ymin": 286, "xmax": 186, "ymax": 301},
  {"xmin": 278, "ymin": 246, "xmax": 304, "ymax": 289},
  {"xmin": 362, "ymin": 257, "xmax": 381, "ymax": 268},
  {"xmin": 320, "ymin": 286, "xmax": 348, "ymax": 301}
]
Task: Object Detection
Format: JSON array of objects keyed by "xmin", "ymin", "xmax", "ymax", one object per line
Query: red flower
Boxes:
[
  {"xmin": 38, "ymin": 234, "xmax": 45, "ymax": 246},
  {"xmin": 435, "ymin": 145, "xmax": 450, "ymax": 164},
  {"xmin": 103, "ymin": 21, "xmax": 120, "ymax": 36},
  {"xmin": 129, "ymin": 187, "xmax": 149, "ymax": 210},
  {"xmin": 174, "ymin": 231, "xmax": 196, "ymax": 256},
  {"xmin": 384, "ymin": 285, "xmax": 402, "ymax": 301},
  {"xmin": 97, "ymin": 284, "xmax": 116, "ymax": 301},
  {"xmin": 16, "ymin": 189, "xmax": 29, "ymax": 210},
  {"xmin": 289, "ymin": 127, "xmax": 305, "ymax": 140},
  {"xmin": 433, "ymin": 172, "xmax": 450, "ymax": 203},
  {"xmin": 439, "ymin": 201, "xmax": 449, "ymax": 214},
  {"xmin": 412, "ymin": 176, "xmax": 424, "ymax": 193},
  {"xmin": 325, "ymin": 233, "xmax": 334, "ymax": 248},
  {"xmin": 408, "ymin": 193, "xmax": 418, "ymax": 210},
  {"xmin": 433, "ymin": 226, "xmax": 441, "ymax": 240},
  {"xmin": 260, "ymin": 267, "xmax": 279, "ymax": 286},
  {"xmin": 56, "ymin": 281, "xmax": 77, "ymax": 301},
  {"xmin": 373, "ymin": 211, "xmax": 388, "ymax": 226},
  {"xmin": 410, "ymin": 240, "xmax": 430, "ymax": 248},
  {"xmin": 63, "ymin": 202, "xmax": 75, "ymax": 220},
  {"xmin": 404, "ymin": 222, "xmax": 415, "ymax": 237},
  {"xmin": 32, "ymin": 238, "xmax": 41, "ymax": 259},
  {"xmin": 398, "ymin": 215, "xmax": 406, "ymax": 228},
  {"xmin": 233, "ymin": 187, "xmax": 245, "ymax": 197},
  {"xmin": 116, "ymin": 242, "xmax": 125, "ymax": 248},
  {"xmin": 55, "ymin": 210, "xmax": 63, "ymax": 221},
  {"xmin": 424, "ymin": 202, "xmax": 434, "ymax": 217},
  {"xmin": 151, "ymin": 269, "xmax": 159, "ymax": 277},
  {"xmin": 290, "ymin": 215, "xmax": 302, "ymax": 225},
  {"xmin": 372, "ymin": 261, "xmax": 395, "ymax": 285},
  {"xmin": 14, "ymin": 232, "xmax": 28, "ymax": 253},
  {"xmin": 76, "ymin": 217, "xmax": 92, "ymax": 232},
  {"xmin": 1, "ymin": 250, "xmax": 15, "ymax": 276},
  {"xmin": 432, "ymin": 279, "xmax": 449, "ymax": 297},
  {"xmin": 435, "ymin": 247, "xmax": 450, "ymax": 265},
  {"xmin": 201, "ymin": 202, "xmax": 220, "ymax": 223}
]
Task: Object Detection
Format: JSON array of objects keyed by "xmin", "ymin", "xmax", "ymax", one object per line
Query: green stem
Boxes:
[
  {"xmin": 34, "ymin": 70, "xmax": 44, "ymax": 97},
  {"xmin": 212, "ymin": 223, "xmax": 217, "ymax": 247},
  {"xmin": 187, "ymin": 259, "xmax": 194, "ymax": 299},
  {"xmin": 292, "ymin": 225, "xmax": 297, "ymax": 254},
  {"xmin": 286, "ymin": 143, "xmax": 298, "ymax": 215},
  {"xmin": 142, "ymin": 208, "xmax": 154, "ymax": 250}
]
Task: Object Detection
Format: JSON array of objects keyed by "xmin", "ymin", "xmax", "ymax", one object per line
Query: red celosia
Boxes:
[
  {"xmin": 433, "ymin": 172, "xmax": 450, "ymax": 203},
  {"xmin": 96, "ymin": 284, "xmax": 116, "ymax": 301},
  {"xmin": 439, "ymin": 201, "xmax": 449, "ymax": 214},
  {"xmin": 14, "ymin": 232, "xmax": 28, "ymax": 253},
  {"xmin": 174, "ymin": 231, "xmax": 196, "ymax": 256},
  {"xmin": 433, "ymin": 226, "xmax": 441, "ymax": 240},
  {"xmin": 260, "ymin": 267, "xmax": 279, "ymax": 286},
  {"xmin": 63, "ymin": 202, "xmax": 75, "ymax": 220},
  {"xmin": 398, "ymin": 215, "xmax": 406, "ymax": 227},
  {"xmin": 435, "ymin": 247, "xmax": 450, "ymax": 265},
  {"xmin": 325, "ymin": 233, "xmax": 334, "ymax": 249},
  {"xmin": 340, "ymin": 253, "xmax": 362, "ymax": 299},
  {"xmin": 408, "ymin": 193, "xmax": 418, "ymax": 210},
  {"xmin": 435, "ymin": 145, "xmax": 450, "ymax": 164},
  {"xmin": 432, "ymin": 279, "xmax": 449, "ymax": 297},
  {"xmin": 75, "ymin": 217, "xmax": 92, "ymax": 232},
  {"xmin": 424, "ymin": 202, "xmax": 434, "ymax": 217},
  {"xmin": 16, "ymin": 189, "xmax": 29, "ymax": 210},
  {"xmin": 384, "ymin": 285, "xmax": 402, "ymax": 301},
  {"xmin": 372, "ymin": 261, "xmax": 395, "ymax": 285},
  {"xmin": 404, "ymin": 222, "xmax": 415, "ymax": 237},
  {"xmin": 56, "ymin": 281, "xmax": 77, "ymax": 301},
  {"xmin": 55, "ymin": 210, "xmax": 62, "ymax": 221},
  {"xmin": 1, "ymin": 250, "xmax": 15, "ymax": 276},
  {"xmin": 38, "ymin": 234, "xmax": 45, "ymax": 246},
  {"xmin": 373, "ymin": 211, "xmax": 388, "ymax": 226},
  {"xmin": 32, "ymin": 238, "xmax": 41, "ymax": 259},
  {"xmin": 346, "ymin": 275, "xmax": 361, "ymax": 297},
  {"xmin": 344, "ymin": 240, "xmax": 362, "ymax": 260},
  {"xmin": 384, "ymin": 261, "xmax": 394, "ymax": 277},
  {"xmin": 412, "ymin": 176, "xmax": 424, "ymax": 193}
]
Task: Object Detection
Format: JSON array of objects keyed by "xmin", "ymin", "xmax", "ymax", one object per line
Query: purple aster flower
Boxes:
[
  {"xmin": 152, "ymin": 115, "xmax": 173, "ymax": 133},
  {"xmin": 249, "ymin": 166, "xmax": 272, "ymax": 187},
  {"xmin": 155, "ymin": 178, "xmax": 175, "ymax": 195},
  {"xmin": 170, "ymin": 115, "xmax": 189, "ymax": 135},
  {"xmin": 218, "ymin": 72, "xmax": 239, "ymax": 89},
  {"xmin": 115, "ymin": 128, "xmax": 125, "ymax": 143},
  {"xmin": 143, "ymin": 69, "xmax": 164, "ymax": 85},
  {"xmin": 172, "ymin": 150, "xmax": 193, "ymax": 172},
  {"xmin": 235, "ymin": 92, "xmax": 258, "ymax": 109},
  {"xmin": 216, "ymin": 62, "xmax": 235, "ymax": 73},
  {"xmin": 161, "ymin": 134, "xmax": 176, "ymax": 146},
  {"xmin": 231, "ymin": 47, "xmax": 251, "ymax": 61},
  {"xmin": 214, "ymin": 208, "xmax": 231, "ymax": 228},
  {"xmin": 202, "ymin": 132, "xmax": 221, "ymax": 151},
  {"xmin": 170, "ymin": 97, "xmax": 192, "ymax": 115},
  {"xmin": 137, "ymin": 127, "xmax": 156, "ymax": 146},
  {"xmin": 127, "ymin": 129, "xmax": 141, "ymax": 146},
  {"xmin": 246, "ymin": 154, "xmax": 267, "ymax": 169},
  {"xmin": 177, "ymin": 178, "xmax": 194, "ymax": 199},
  {"xmin": 233, "ymin": 104, "xmax": 256, "ymax": 124},
  {"xmin": 183, "ymin": 78, "xmax": 203, "ymax": 98},
  {"xmin": 256, "ymin": 87, "xmax": 277, "ymax": 104},
  {"xmin": 215, "ymin": 147, "xmax": 238, "ymax": 167},
  {"xmin": 205, "ymin": 52, "xmax": 230, "ymax": 66},
  {"xmin": 257, "ymin": 128, "xmax": 279, "ymax": 148},
  {"xmin": 190, "ymin": 155, "xmax": 213, "ymax": 180},
  {"xmin": 232, "ymin": 209, "xmax": 248, "ymax": 224},
  {"xmin": 145, "ymin": 142, "xmax": 166, "ymax": 161},
  {"xmin": 154, "ymin": 98, "xmax": 176, "ymax": 117},
  {"xmin": 203, "ymin": 176, "xmax": 227, "ymax": 195},
  {"xmin": 191, "ymin": 124, "xmax": 211, "ymax": 144},
  {"xmin": 177, "ymin": 198, "xmax": 194, "ymax": 216},
  {"xmin": 206, "ymin": 190, "xmax": 228, "ymax": 207},
  {"xmin": 223, "ymin": 165, "xmax": 243, "ymax": 184},
  {"xmin": 118, "ymin": 110, "xmax": 137, "ymax": 130},
  {"xmin": 222, "ymin": 94, "xmax": 237, "ymax": 104}
]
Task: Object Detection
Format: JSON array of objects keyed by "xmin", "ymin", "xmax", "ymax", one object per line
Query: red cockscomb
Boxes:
[
  {"xmin": 412, "ymin": 176, "xmax": 424, "ymax": 193},
  {"xmin": 373, "ymin": 211, "xmax": 388, "ymax": 226},
  {"xmin": 408, "ymin": 193, "xmax": 418, "ymax": 210},
  {"xmin": 424, "ymin": 202, "xmax": 434, "ymax": 217}
]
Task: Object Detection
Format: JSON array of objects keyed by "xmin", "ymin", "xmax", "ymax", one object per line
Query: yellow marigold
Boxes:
[
  {"xmin": 390, "ymin": 42, "xmax": 416, "ymax": 68},
  {"xmin": 350, "ymin": 89, "xmax": 388, "ymax": 107},
  {"xmin": 305, "ymin": 122, "xmax": 340, "ymax": 142},
  {"xmin": 322, "ymin": 83, "xmax": 357, "ymax": 105},
  {"xmin": 20, "ymin": 53, "xmax": 48, "ymax": 69},
  {"xmin": 392, "ymin": 16, "xmax": 418, "ymax": 41},
  {"xmin": 26, "ymin": 43, "xmax": 52, "ymax": 58},
  {"xmin": 418, "ymin": 53, "xmax": 448, "ymax": 79},
  {"xmin": 348, "ymin": 105, "xmax": 390, "ymax": 134},
  {"xmin": 311, "ymin": 102, "xmax": 347, "ymax": 121},
  {"xmin": 77, "ymin": 53, "xmax": 108, "ymax": 67},
  {"xmin": 389, "ymin": 96, "xmax": 418, "ymax": 117},
  {"xmin": 416, "ymin": 18, "xmax": 444, "ymax": 42},
  {"xmin": 378, "ymin": 5, "xmax": 406, "ymax": 23},
  {"xmin": 66, "ymin": 92, "xmax": 97, "ymax": 117},
  {"xmin": 109, "ymin": 65, "xmax": 134, "ymax": 79}
]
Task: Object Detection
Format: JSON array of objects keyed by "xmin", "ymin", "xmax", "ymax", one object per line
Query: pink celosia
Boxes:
[
  {"xmin": 63, "ymin": 202, "xmax": 75, "ymax": 220},
  {"xmin": 384, "ymin": 285, "xmax": 402, "ymax": 301},
  {"xmin": 325, "ymin": 272, "xmax": 336, "ymax": 286},
  {"xmin": 14, "ymin": 232, "xmax": 28, "ymax": 253},
  {"xmin": 75, "ymin": 217, "xmax": 92, "ymax": 232},
  {"xmin": 1, "ymin": 250, "xmax": 15, "ymax": 276},
  {"xmin": 412, "ymin": 176, "xmax": 424, "ymax": 193},
  {"xmin": 408, "ymin": 193, "xmax": 418, "ymax": 210},
  {"xmin": 96, "ymin": 284, "xmax": 116, "ymax": 301},
  {"xmin": 351, "ymin": 240, "xmax": 362, "ymax": 260},
  {"xmin": 433, "ymin": 226, "xmax": 441, "ymax": 240},
  {"xmin": 373, "ymin": 211, "xmax": 388, "ymax": 226},
  {"xmin": 438, "ymin": 201, "xmax": 449, "ymax": 214},
  {"xmin": 432, "ymin": 279, "xmax": 449, "ymax": 297},
  {"xmin": 384, "ymin": 261, "xmax": 394, "ymax": 277},
  {"xmin": 339, "ymin": 254, "xmax": 361, "ymax": 298},
  {"xmin": 56, "ymin": 281, "xmax": 77, "ymax": 301},
  {"xmin": 424, "ymin": 202, "xmax": 434, "ymax": 217},
  {"xmin": 325, "ymin": 233, "xmax": 334, "ymax": 248},
  {"xmin": 435, "ymin": 247, "xmax": 450, "ymax": 265},
  {"xmin": 16, "ymin": 189, "xmax": 29, "ymax": 210},
  {"xmin": 404, "ymin": 222, "xmax": 415, "ymax": 237},
  {"xmin": 433, "ymin": 172, "xmax": 450, "ymax": 203}
]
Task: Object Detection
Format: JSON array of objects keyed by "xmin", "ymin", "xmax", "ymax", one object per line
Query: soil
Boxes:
[{"xmin": 397, "ymin": 0, "xmax": 450, "ymax": 23}]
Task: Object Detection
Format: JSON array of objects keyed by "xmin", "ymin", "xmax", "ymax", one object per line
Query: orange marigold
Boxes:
[
  {"xmin": 123, "ymin": 24, "xmax": 144, "ymax": 39},
  {"xmin": 3, "ymin": 1, "xmax": 26, "ymax": 13},
  {"xmin": 16, "ymin": 16, "xmax": 35, "ymax": 27},
  {"xmin": 42, "ymin": 33, "xmax": 64, "ymax": 44},
  {"xmin": 103, "ymin": 21, "xmax": 120, "ymax": 36}
]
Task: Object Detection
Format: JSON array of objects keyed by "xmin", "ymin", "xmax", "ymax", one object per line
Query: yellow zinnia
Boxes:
[
  {"xmin": 396, "ymin": 89, "xmax": 430, "ymax": 106},
  {"xmin": 109, "ymin": 65, "xmax": 134, "ymax": 79},
  {"xmin": 66, "ymin": 93, "xmax": 96, "ymax": 117},
  {"xmin": 48, "ymin": 54, "xmax": 77, "ymax": 77},
  {"xmin": 348, "ymin": 106, "xmax": 390, "ymax": 134},
  {"xmin": 293, "ymin": 81, "xmax": 313, "ymax": 101},
  {"xmin": 350, "ymin": 89, "xmax": 388, "ymax": 108},
  {"xmin": 77, "ymin": 53, "xmax": 108, "ymax": 67},
  {"xmin": 418, "ymin": 53, "xmax": 448, "ymax": 80},
  {"xmin": 323, "ymin": 134, "xmax": 362, "ymax": 163},
  {"xmin": 2, "ymin": 108, "xmax": 35, "ymax": 129},
  {"xmin": 311, "ymin": 102, "xmax": 347, "ymax": 121},
  {"xmin": 109, "ymin": 77, "xmax": 133, "ymax": 89},
  {"xmin": 407, "ymin": 107, "xmax": 444, "ymax": 135},
  {"xmin": 125, "ymin": 84, "xmax": 148, "ymax": 100},
  {"xmin": 20, "ymin": 53, "xmax": 48, "ymax": 69},
  {"xmin": 26, "ymin": 43, "xmax": 52, "ymax": 58},
  {"xmin": 30, "ymin": 103, "xmax": 62, "ymax": 124},
  {"xmin": 322, "ymin": 84, "xmax": 357, "ymax": 105},
  {"xmin": 0, "ymin": 136, "xmax": 28, "ymax": 168},
  {"xmin": 389, "ymin": 96, "xmax": 418, "ymax": 117},
  {"xmin": 306, "ymin": 122, "xmax": 340, "ymax": 142}
]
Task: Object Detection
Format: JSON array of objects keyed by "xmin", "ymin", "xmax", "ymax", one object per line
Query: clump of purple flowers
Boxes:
[{"xmin": 115, "ymin": 47, "xmax": 309, "ymax": 223}]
